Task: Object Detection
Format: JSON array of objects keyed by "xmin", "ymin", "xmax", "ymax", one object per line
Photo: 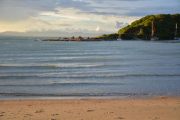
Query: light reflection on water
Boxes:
[{"xmin": 0, "ymin": 37, "xmax": 180, "ymax": 98}]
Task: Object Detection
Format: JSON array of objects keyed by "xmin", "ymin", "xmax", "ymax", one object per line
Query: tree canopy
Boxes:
[{"xmin": 118, "ymin": 14, "xmax": 180, "ymax": 40}]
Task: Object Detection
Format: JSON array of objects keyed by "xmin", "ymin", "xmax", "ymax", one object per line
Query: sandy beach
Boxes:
[{"xmin": 0, "ymin": 97, "xmax": 179, "ymax": 120}]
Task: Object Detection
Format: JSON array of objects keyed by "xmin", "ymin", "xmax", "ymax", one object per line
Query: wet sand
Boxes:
[{"xmin": 0, "ymin": 97, "xmax": 179, "ymax": 120}]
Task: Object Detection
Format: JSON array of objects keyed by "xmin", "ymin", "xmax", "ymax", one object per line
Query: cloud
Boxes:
[
  {"xmin": 0, "ymin": 0, "xmax": 91, "ymax": 21},
  {"xmin": 0, "ymin": 6, "xmax": 139, "ymax": 33},
  {"xmin": 1, "ymin": 0, "xmax": 179, "ymax": 22},
  {"xmin": 96, "ymin": 26, "xmax": 100, "ymax": 32},
  {"xmin": 0, "ymin": 0, "xmax": 179, "ymax": 36},
  {"xmin": 115, "ymin": 21, "xmax": 128, "ymax": 29}
]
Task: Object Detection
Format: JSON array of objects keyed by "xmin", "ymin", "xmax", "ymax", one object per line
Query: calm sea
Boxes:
[{"xmin": 0, "ymin": 37, "xmax": 180, "ymax": 99}]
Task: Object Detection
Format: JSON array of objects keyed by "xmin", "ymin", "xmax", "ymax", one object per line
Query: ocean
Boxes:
[{"xmin": 0, "ymin": 37, "xmax": 180, "ymax": 99}]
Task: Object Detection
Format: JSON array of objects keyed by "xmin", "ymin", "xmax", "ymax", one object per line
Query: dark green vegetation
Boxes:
[
  {"xmin": 118, "ymin": 14, "xmax": 180, "ymax": 40},
  {"xmin": 95, "ymin": 33, "xmax": 119, "ymax": 40},
  {"xmin": 99, "ymin": 14, "xmax": 180, "ymax": 40}
]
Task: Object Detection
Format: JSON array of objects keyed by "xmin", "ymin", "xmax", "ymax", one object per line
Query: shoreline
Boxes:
[
  {"xmin": 0, "ymin": 96, "xmax": 179, "ymax": 120},
  {"xmin": 0, "ymin": 95, "xmax": 179, "ymax": 101}
]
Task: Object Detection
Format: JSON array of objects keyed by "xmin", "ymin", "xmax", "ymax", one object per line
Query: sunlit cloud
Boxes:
[
  {"xmin": 0, "ymin": 0, "xmax": 179, "ymax": 36},
  {"xmin": 0, "ymin": 7, "xmax": 139, "ymax": 36},
  {"xmin": 95, "ymin": 26, "xmax": 100, "ymax": 32}
]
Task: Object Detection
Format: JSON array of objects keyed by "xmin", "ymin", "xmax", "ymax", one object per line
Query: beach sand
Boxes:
[{"xmin": 0, "ymin": 97, "xmax": 179, "ymax": 120}]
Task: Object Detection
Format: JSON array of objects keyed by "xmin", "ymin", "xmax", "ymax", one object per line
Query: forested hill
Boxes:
[
  {"xmin": 97, "ymin": 14, "xmax": 180, "ymax": 40},
  {"xmin": 118, "ymin": 14, "xmax": 180, "ymax": 40}
]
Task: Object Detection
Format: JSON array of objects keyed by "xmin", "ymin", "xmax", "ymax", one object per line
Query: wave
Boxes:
[
  {"xmin": 0, "ymin": 82, "xmax": 125, "ymax": 87},
  {"xmin": 0, "ymin": 92, "xmax": 150, "ymax": 97},
  {"xmin": 0, "ymin": 73, "xmax": 180, "ymax": 79},
  {"xmin": 0, "ymin": 52, "xmax": 118, "ymax": 58},
  {"xmin": 0, "ymin": 63, "xmax": 105, "ymax": 68}
]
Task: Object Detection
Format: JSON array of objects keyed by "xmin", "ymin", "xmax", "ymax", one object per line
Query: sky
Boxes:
[{"xmin": 0, "ymin": 0, "xmax": 179, "ymax": 37}]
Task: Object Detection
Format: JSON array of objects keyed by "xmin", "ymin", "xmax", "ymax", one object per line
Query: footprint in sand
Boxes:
[
  {"xmin": 35, "ymin": 109, "xmax": 44, "ymax": 113},
  {"xmin": 152, "ymin": 116, "xmax": 160, "ymax": 120},
  {"xmin": 87, "ymin": 109, "xmax": 95, "ymax": 112},
  {"xmin": 0, "ymin": 112, "xmax": 5, "ymax": 117},
  {"xmin": 116, "ymin": 117, "xmax": 125, "ymax": 119},
  {"xmin": 51, "ymin": 113, "xmax": 59, "ymax": 116},
  {"xmin": 25, "ymin": 114, "xmax": 32, "ymax": 116}
]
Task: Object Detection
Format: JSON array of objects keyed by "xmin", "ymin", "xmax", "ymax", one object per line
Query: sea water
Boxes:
[{"xmin": 0, "ymin": 37, "xmax": 180, "ymax": 99}]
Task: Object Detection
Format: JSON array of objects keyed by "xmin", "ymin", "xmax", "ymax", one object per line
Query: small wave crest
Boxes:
[
  {"xmin": 0, "ymin": 82, "xmax": 125, "ymax": 86},
  {"xmin": 0, "ymin": 63, "xmax": 104, "ymax": 68},
  {"xmin": 0, "ymin": 92, "xmax": 149, "ymax": 97},
  {"xmin": 0, "ymin": 73, "xmax": 180, "ymax": 79}
]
